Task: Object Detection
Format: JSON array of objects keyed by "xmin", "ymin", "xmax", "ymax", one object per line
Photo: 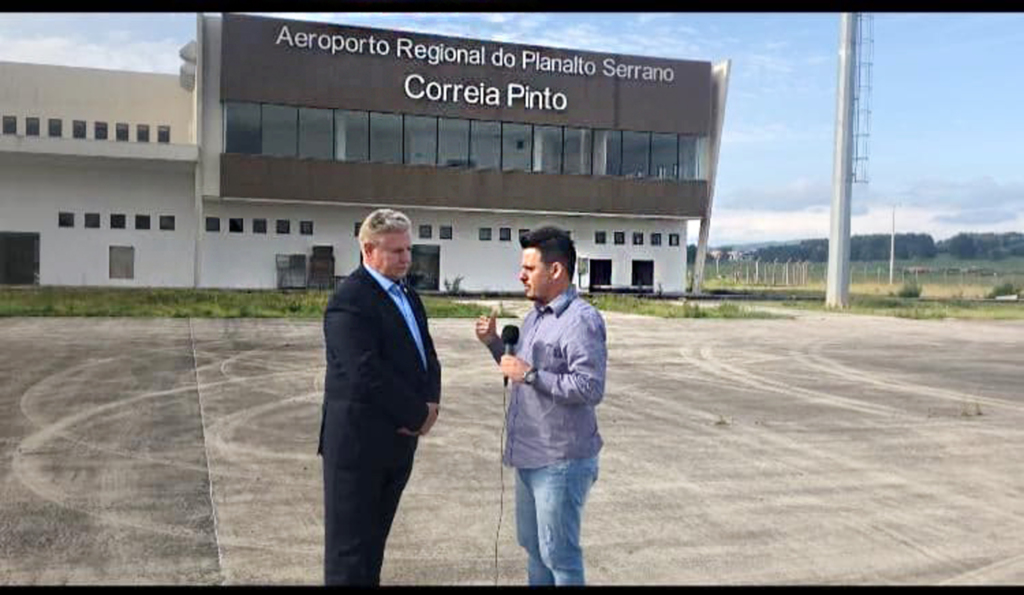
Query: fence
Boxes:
[{"xmin": 699, "ymin": 259, "xmax": 1024, "ymax": 294}]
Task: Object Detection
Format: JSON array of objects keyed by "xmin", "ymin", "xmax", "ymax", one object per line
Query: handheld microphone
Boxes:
[{"xmin": 500, "ymin": 325, "xmax": 519, "ymax": 387}]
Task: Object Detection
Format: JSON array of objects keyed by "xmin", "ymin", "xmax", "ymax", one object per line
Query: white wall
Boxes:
[
  {"xmin": 200, "ymin": 201, "xmax": 364, "ymax": 289},
  {"xmin": 0, "ymin": 61, "xmax": 194, "ymax": 144},
  {"xmin": 412, "ymin": 210, "xmax": 688, "ymax": 293},
  {"xmin": 199, "ymin": 202, "xmax": 689, "ymax": 292},
  {"xmin": 0, "ymin": 155, "xmax": 196, "ymax": 287}
]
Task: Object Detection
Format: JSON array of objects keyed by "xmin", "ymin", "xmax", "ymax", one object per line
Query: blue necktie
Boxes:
[{"xmin": 391, "ymin": 284, "xmax": 427, "ymax": 369}]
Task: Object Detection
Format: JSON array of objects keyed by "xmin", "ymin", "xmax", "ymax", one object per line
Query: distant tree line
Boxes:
[
  {"xmin": 937, "ymin": 232, "xmax": 1024, "ymax": 260},
  {"xmin": 702, "ymin": 232, "xmax": 1024, "ymax": 263}
]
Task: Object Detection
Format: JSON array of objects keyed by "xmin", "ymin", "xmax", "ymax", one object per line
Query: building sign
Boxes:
[
  {"xmin": 273, "ymin": 24, "xmax": 676, "ymax": 113},
  {"xmin": 222, "ymin": 14, "xmax": 711, "ymax": 135}
]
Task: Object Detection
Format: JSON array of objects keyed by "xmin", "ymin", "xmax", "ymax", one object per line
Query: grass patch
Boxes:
[
  {"xmin": 776, "ymin": 295, "xmax": 1024, "ymax": 320},
  {"xmin": 584, "ymin": 295, "xmax": 783, "ymax": 319},
  {"xmin": 0, "ymin": 287, "xmax": 507, "ymax": 319}
]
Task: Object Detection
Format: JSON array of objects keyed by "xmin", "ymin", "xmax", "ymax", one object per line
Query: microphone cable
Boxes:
[{"xmin": 494, "ymin": 381, "xmax": 509, "ymax": 586}]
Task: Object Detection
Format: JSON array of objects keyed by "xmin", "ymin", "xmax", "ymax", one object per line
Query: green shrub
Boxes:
[
  {"xmin": 897, "ymin": 282, "xmax": 922, "ymax": 298},
  {"xmin": 987, "ymin": 282, "xmax": 1019, "ymax": 299}
]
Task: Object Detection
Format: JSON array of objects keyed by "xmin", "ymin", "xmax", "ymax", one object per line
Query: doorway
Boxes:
[
  {"xmin": 589, "ymin": 259, "xmax": 612, "ymax": 291},
  {"xmin": 631, "ymin": 260, "xmax": 654, "ymax": 288},
  {"xmin": 408, "ymin": 244, "xmax": 440, "ymax": 291},
  {"xmin": 0, "ymin": 232, "xmax": 40, "ymax": 285}
]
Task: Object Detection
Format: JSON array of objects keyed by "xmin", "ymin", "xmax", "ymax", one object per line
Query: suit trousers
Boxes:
[{"xmin": 323, "ymin": 459, "xmax": 414, "ymax": 585}]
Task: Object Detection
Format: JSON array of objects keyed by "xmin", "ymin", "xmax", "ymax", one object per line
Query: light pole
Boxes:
[
  {"xmin": 889, "ymin": 203, "xmax": 898, "ymax": 285},
  {"xmin": 825, "ymin": 13, "xmax": 858, "ymax": 308}
]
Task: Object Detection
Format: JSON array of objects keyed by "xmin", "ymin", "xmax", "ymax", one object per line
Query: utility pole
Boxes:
[
  {"xmin": 889, "ymin": 203, "xmax": 896, "ymax": 285},
  {"xmin": 825, "ymin": 13, "xmax": 858, "ymax": 308}
]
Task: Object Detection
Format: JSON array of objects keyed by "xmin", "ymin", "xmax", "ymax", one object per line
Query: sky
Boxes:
[{"xmin": 2, "ymin": 12, "xmax": 1022, "ymax": 247}]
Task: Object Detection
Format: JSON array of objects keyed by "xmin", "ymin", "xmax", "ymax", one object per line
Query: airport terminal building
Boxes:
[{"xmin": 0, "ymin": 13, "xmax": 729, "ymax": 293}]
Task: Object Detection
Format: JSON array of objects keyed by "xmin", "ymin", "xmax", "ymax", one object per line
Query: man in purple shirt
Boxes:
[{"xmin": 475, "ymin": 226, "xmax": 607, "ymax": 586}]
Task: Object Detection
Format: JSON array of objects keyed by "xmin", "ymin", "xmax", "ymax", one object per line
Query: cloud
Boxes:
[
  {"xmin": 722, "ymin": 122, "xmax": 831, "ymax": 146},
  {"xmin": 934, "ymin": 209, "xmax": 1020, "ymax": 225},
  {"xmin": 717, "ymin": 177, "xmax": 832, "ymax": 211},
  {"xmin": 708, "ymin": 174, "xmax": 1024, "ymax": 246},
  {"xmin": 0, "ymin": 32, "xmax": 183, "ymax": 73},
  {"xmin": 895, "ymin": 176, "xmax": 1024, "ymax": 210}
]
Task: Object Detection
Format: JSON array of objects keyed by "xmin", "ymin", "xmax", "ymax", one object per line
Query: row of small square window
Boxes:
[
  {"xmin": 414, "ymin": 223, "xmax": 678, "ymax": 246},
  {"xmin": 59, "ymin": 212, "xmax": 175, "ymax": 230},
  {"xmin": 2, "ymin": 116, "xmax": 171, "ymax": 143},
  {"xmin": 595, "ymin": 231, "xmax": 681, "ymax": 247},
  {"xmin": 468, "ymin": 227, "xmax": 678, "ymax": 246},
  {"xmin": 206, "ymin": 217, "xmax": 314, "ymax": 235}
]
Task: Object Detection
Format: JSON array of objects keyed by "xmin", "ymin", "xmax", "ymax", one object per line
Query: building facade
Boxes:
[{"xmin": 1, "ymin": 13, "xmax": 729, "ymax": 293}]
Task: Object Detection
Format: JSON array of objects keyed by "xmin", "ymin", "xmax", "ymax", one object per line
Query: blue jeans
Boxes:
[{"xmin": 515, "ymin": 456, "xmax": 599, "ymax": 586}]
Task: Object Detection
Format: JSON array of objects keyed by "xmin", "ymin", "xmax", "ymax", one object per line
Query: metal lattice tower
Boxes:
[{"xmin": 852, "ymin": 13, "xmax": 873, "ymax": 184}]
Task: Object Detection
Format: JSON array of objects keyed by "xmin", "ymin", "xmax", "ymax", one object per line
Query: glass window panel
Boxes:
[
  {"xmin": 594, "ymin": 231, "xmax": 606, "ymax": 244},
  {"xmin": 622, "ymin": 131, "xmax": 650, "ymax": 178},
  {"xmin": 58, "ymin": 212, "xmax": 74, "ymax": 228},
  {"xmin": 204, "ymin": 217, "xmax": 219, "ymax": 232},
  {"xmin": 479, "ymin": 227, "xmax": 492, "ymax": 241},
  {"xmin": 632, "ymin": 231, "xmax": 644, "ymax": 245},
  {"xmin": 592, "ymin": 129, "xmax": 621, "ymax": 176},
  {"xmin": 650, "ymin": 133, "xmax": 677, "ymax": 180},
  {"xmin": 501, "ymin": 123, "xmax": 532, "ymax": 172},
  {"xmin": 299, "ymin": 107, "xmax": 333, "ymax": 160},
  {"xmin": 137, "ymin": 124, "xmax": 150, "ymax": 142},
  {"xmin": 335, "ymin": 110, "xmax": 369, "ymax": 162},
  {"xmin": 438, "ymin": 118, "xmax": 470, "ymax": 167},
  {"xmin": 613, "ymin": 231, "xmax": 625, "ymax": 245},
  {"xmin": 157, "ymin": 125, "xmax": 171, "ymax": 143},
  {"xmin": 563, "ymin": 127, "xmax": 592, "ymax": 175},
  {"xmin": 229, "ymin": 218, "xmax": 243, "ymax": 233},
  {"xmin": 224, "ymin": 102, "xmax": 261, "ymax": 154},
  {"xmin": 48, "ymin": 118, "xmax": 62, "ymax": 137},
  {"xmin": 300, "ymin": 221, "xmax": 314, "ymax": 235},
  {"xmin": 26, "ymin": 117, "xmax": 39, "ymax": 136},
  {"xmin": 419, "ymin": 224, "xmax": 432, "ymax": 239},
  {"xmin": 95, "ymin": 122, "xmax": 108, "ymax": 140},
  {"xmin": 678, "ymin": 135, "xmax": 709, "ymax": 181},
  {"xmin": 651, "ymin": 232, "xmax": 662, "ymax": 246},
  {"xmin": 159, "ymin": 215, "xmax": 175, "ymax": 231},
  {"xmin": 470, "ymin": 120, "xmax": 500, "ymax": 170},
  {"xmin": 2, "ymin": 116, "xmax": 15, "ymax": 135},
  {"xmin": 369, "ymin": 112, "xmax": 402, "ymax": 164},
  {"xmin": 85, "ymin": 213, "xmax": 100, "ymax": 228},
  {"xmin": 262, "ymin": 104, "xmax": 298, "ymax": 157},
  {"xmin": 499, "ymin": 227, "xmax": 512, "ymax": 241},
  {"xmin": 439, "ymin": 225, "xmax": 452, "ymax": 240},
  {"xmin": 116, "ymin": 123, "xmax": 129, "ymax": 141},
  {"xmin": 111, "ymin": 214, "xmax": 126, "ymax": 229},
  {"xmin": 532, "ymin": 125, "xmax": 562, "ymax": 174},
  {"xmin": 696, "ymin": 136, "xmax": 708, "ymax": 180},
  {"xmin": 669, "ymin": 233, "xmax": 680, "ymax": 246},
  {"xmin": 135, "ymin": 215, "xmax": 151, "ymax": 230},
  {"xmin": 253, "ymin": 218, "xmax": 267, "ymax": 234},
  {"xmin": 276, "ymin": 219, "xmax": 290, "ymax": 234},
  {"xmin": 404, "ymin": 115, "xmax": 437, "ymax": 165},
  {"xmin": 72, "ymin": 120, "xmax": 86, "ymax": 139}
]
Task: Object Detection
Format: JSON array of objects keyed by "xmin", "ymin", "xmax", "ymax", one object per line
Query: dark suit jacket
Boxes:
[{"xmin": 318, "ymin": 265, "xmax": 442, "ymax": 469}]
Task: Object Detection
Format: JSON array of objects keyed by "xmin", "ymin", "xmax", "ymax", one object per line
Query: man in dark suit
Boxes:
[{"xmin": 318, "ymin": 208, "xmax": 442, "ymax": 586}]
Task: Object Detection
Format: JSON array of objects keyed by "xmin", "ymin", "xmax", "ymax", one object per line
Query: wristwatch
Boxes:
[{"xmin": 523, "ymin": 367, "xmax": 538, "ymax": 385}]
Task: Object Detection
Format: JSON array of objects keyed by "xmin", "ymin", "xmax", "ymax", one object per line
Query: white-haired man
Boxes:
[{"xmin": 318, "ymin": 208, "xmax": 442, "ymax": 585}]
